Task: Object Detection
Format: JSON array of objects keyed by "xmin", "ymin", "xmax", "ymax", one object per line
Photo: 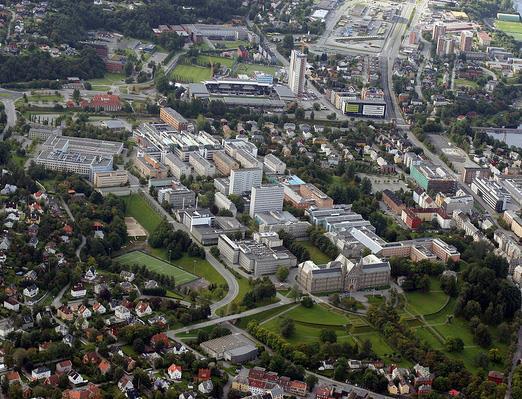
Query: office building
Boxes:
[
  {"xmin": 224, "ymin": 138, "xmax": 258, "ymax": 158},
  {"xmin": 249, "ymin": 185, "xmax": 284, "ymax": 218},
  {"xmin": 461, "ymin": 166, "xmax": 491, "ymax": 184},
  {"xmin": 200, "ymin": 333, "xmax": 258, "ymax": 363},
  {"xmin": 410, "ymin": 161, "xmax": 457, "ymax": 193},
  {"xmin": 157, "ymin": 182, "xmax": 195, "ymax": 209},
  {"xmin": 229, "ymin": 168, "xmax": 263, "ymax": 195},
  {"xmin": 453, "ymin": 210, "xmax": 485, "ymax": 242},
  {"xmin": 93, "ymin": 170, "xmax": 128, "ymax": 188},
  {"xmin": 263, "ymin": 154, "xmax": 286, "ymax": 175},
  {"xmin": 438, "ymin": 192, "xmax": 474, "ymax": 214},
  {"xmin": 432, "ymin": 22, "xmax": 446, "ymax": 42},
  {"xmin": 255, "ymin": 210, "xmax": 312, "ymax": 239},
  {"xmin": 233, "ymin": 149, "xmax": 263, "ymax": 169},
  {"xmin": 28, "ymin": 125, "xmax": 62, "ymax": 141},
  {"xmin": 189, "ymin": 152, "xmax": 216, "ymax": 177},
  {"xmin": 41, "ymin": 135, "xmax": 123, "ymax": 157},
  {"xmin": 306, "ymin": 205, "xmax": 373, "ymax": 232},
  {"xmin": 283, "ymin": 183, "xmax": 334, "ymax": 209},
  {"xmin": 213, "ymin": 151, "xmax": 240, "ymax": 176},
  {"xmin": 288, "ymin": 50, "xmax": 307, "ymax": 96},
  {"xmin": 217, "ymin": 233, "xmax": 297, "ymax": 276},
  {"xmin": 297, "ymin": 253, "xmax": 390, "ymax": 294},
  {"xmin": 35, "ymin": 149, "xmax": 113, "ymax": 181},
  {"xmin": 214, "ymin": 192, "xmax": 238, "ymax": 216},
  {"xmin": 503, "ymin": 210, "xmax": 522, "ymax": 239},
  {"xmin": 159, "ymin": 107, "xmax": 189, "ymax": 131},
  {"xmin": 163, "ymin": 153, "xmax": 192, "ymax": 180},
  {"xmin": 460, "ymin": 31, "xmax": 473, "ymax": 52},
  {"xmin": 470, "ymin": 177, "xmax": 510, "ymax": 212},
  {"xmin": 134, "ymin": 155, "xmax": 168, "ymax": 179}
]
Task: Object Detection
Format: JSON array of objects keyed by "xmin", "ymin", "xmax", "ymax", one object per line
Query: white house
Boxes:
[
  {"xmin": 118, "ymin": 375, "xmax": 134, "ymax": 392},
  {"xmin": 168, "ymin": 364, "xmax": 182, "ymax": 380},
  {"xmin": 115, "ymin": 305, "xmax": 131, "ymax": 321},
  {"xmin": 68, "ymin": 371, "xmax": 85, "ymax": 385},
  {"xmin": 3, "ymin": 299, "xmax": 19, "ymax": 312},
  {"xmin": 120, "ymin": 271, "xmax": 135, "ymax": 282},
  {"xmin": 70, "ymin": 284, "xmax": 86, "ymax": 298},
  {"xmin": 171, "ymin": 342, "xmax": 188, "ymax": 355},
  {"xmin": 32, "ymin": 367, "xmax": 51, "ymax": 380},
  {"xmin": 78, "ymin": 305, "xmax": 92, "ymax": 319},
  {"xmin": 198, "ymin": 380, "xmax": 213, "ymax": 394},
  {"xmin": 135, "ymin": 301, "xmax": 152, "ymax": 317},
  {"xmin": 92, "ymin": 302, "xmax": 106, "ymax": 314},
  {"xmin": 84, "ymin": 267, "xmax": 97, "ymax": 282},
  {"xmin": 23, "ymin": 285, "xmax": 39, "ymax": 298}
]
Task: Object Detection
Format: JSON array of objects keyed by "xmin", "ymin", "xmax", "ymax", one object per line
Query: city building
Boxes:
[
  {"xmin": 460, "ymin": 31, "xmax": 473, "ymax": 52},
  {"xmin": 410, "ymin": 161, "xmax": 457, "ymax": 193},
  {"xmin": 263, "ymin": 153, "xmax": 286, "ymax": 175},
  {"xmin": 283, "ymin": 182, "xmax": 333, "ymax": 209},
  {"xmin": 461, "ymin": 166, "xmax": 491, "ymax": 184},
  {"xmin": 157, "ymin": 182, "xmax": 195, "ymax": 209},
  {"xmin": 503, "ymin": 210, "xmax": 522, "ymax": 239},
  {"xmin": 213, "ymin": 150, "xmax": 240, "ymax": 176},
  {"xmin": 453, "ymin": 210, "xmax": 485, "ymax": 241},
  {"xmin": 134, "ymin": 155, "xmax": 169, "ymax": 179},
  {"xmin": 255, "ymin": 210, "xmax": 312, "ymax": 239},
  {"xmin": 296, "ymin": 253, "xmax": 391, "ymax": 293},
  {"xmin": 217, "ymin": 233, "xmax": 297, "ymax": 276},
  {"xmin": 432, "ymin": 22, "xmax": 446, "ymax": 42},
  {"xmin": 342, "ymin": 98, "xmax": 387, "ymax": 118},
  {"xmin": 288, "ymin": 49, "xmax": 307, "ymax": 96},
  {"xmin": 249, "ymin": 184, "xmax": 284, "ymax": 218},
  {"xmin": 438, "ymin": 192, "xmax": 474, "ymax": 214},
  {"xmin": 189, "ymin": 152, "xmax": 216, "ymax": 177},
  {"xmin": 159, "ymin": 107, "xmax": 189, "ymax": 131},
  {"xmin": 41, "ymin": 135, "xmax": 124, "ymax": 157},
  {"xmin": 233, "ymin": 367, "xmax": 307, "ymax": 398},
  {"xmin": 436, "ymin": 36, "xmax": 454, "ymax": 57},
  {"xmin": 229, "ymin": 168, "xmax": 263, "ymax": 195},
  {"xmin": 93, "ymin": 170, "xmax": 129, "ymax": 188},
  {"xmin": 164, "ymin": 153, "xmax": 192, "ymax": 179},
  {"xmin": 307, "ymin": 205, "xmax": 371, "ymax": 232},
  {"xmin": 35, "ymin": 149, "xmax": 113, "ymax": 181},
  {"xmin": 214, "ymin": 192, "xmax": 237, "ymax": 216},
  {"xmin": 382, "ymin": 189, "xmax": 406, "ymax": 215},
  {"xmin": 200, "ymin": 333, "xmax": 258, "ymax": 363},
  {"xmin": 470, "ymin": 177, "xmax": 510, "ymax": 212},
  {"xmin": 89, "ymin": 94, "xmax": 122, "ymax": 112}
]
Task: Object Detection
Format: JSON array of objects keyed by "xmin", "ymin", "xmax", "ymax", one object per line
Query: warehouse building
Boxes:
[{"xmin": 200, "ymin": 333, "xmax": 258, "ymax": 363}]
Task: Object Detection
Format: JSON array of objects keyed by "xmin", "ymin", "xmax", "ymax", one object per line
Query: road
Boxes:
[
  {"xmin": 0, "ymin": 88, "xmax": 22, "ymax": 135},
  {"xmin": 506, "ymin": 326, "xmax": 522, "ymax": 399}
]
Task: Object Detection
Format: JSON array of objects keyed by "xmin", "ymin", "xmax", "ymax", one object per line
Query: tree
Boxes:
[
  {"xmin": 301, "ymin": 295, "xmax": 313, "ymax": 308},
  {"xmin": 72, "ymin": 88, "xmax": 81, "ymax": 104},
  {"xmin": 295, "ymin": 107, "xmax": 305, "ymax": 119},
  {"xmin": 305, "ymin": 374, "xmax": 318, "ymax": 391},
  {"xmin": 280, "ymin": 318, "xmax": 295, "ymax": 338},
  {"xmin": 276, "ymin": 266, "xmax": 289, "ymax": 282},
  {"xmin": 474, "ymin": 323, "xmax": 492, "ymax": 347},
  {"xmin": 282, "ymin": 34, "xmax": 294, "ymax": 50},
  {"xmin": 445, "ymin": 337, "xmax": 464, "ymax": 352},
  {"xmin": 319, "ymin": 329, "xmax": 337, "ymax": 343},
  {"xmin": 133, "ymin": 338, "xmax": 145, "ymax": 354}
]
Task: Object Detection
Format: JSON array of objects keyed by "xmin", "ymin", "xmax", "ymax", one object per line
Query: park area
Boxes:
[
  {"xmin": 495, "ymin": 20, "xmax": 522, "ymax": 41},
  {"xmin": 115, "ymin": 251, "xmax": 198, "ymax": 286},
  {"xmin": 123, "ymin": 194, "xmax": 162, "ymax": 234}
]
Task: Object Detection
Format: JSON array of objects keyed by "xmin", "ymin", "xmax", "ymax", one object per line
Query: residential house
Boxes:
[
  {"xmin": 71, "ymin": 283, "xmax": 87, "ymax": 298},
  {"xmin": 68, "ymin": 370, "xmax": 85, "ymax": 385},
  {"xmin": 23, "ymin": 284, "xmax": 39, "ymax": 298},
  {"xmin": 58, "ymin": 305, "xmax": 74, "ymax": 321},
  {"xmin": 3, "ymin": 298, "xmax": 19, "ymax": 312},
  {"xmin": 92, "ymin": 302, "xmax": 106, "ymax": 314},
  {"xmin": 168, "ymin": 364, "xmax": 182, "ymax": 380},
  {"xmin": 6, "ymin": 371, "xmax": 21, "ymax": 385},
  {"xmin": 118, "ymin": 375, "xmax": 134, "ymax": 392},
  {"xmin": 56, "ymin": 360, "xmax": 73, "ymax": 374},
  {"xmin": 32, "ymin": 366, "xmax": 51, "ymax": 380},
  {"xmin": 83, "ymin": 351, "xmax": 101, "ymax": 366},
  {"xmin": 135, "ymin": 301, "xmax": 152, "ymax": 317},
  {"xmin": 98, "ymin": 359, "xmax": 111, "ymax": 376},
  {"xmin": 78, "ymin": 305, "xmax": 92, "ymax": 319},
  {"xmin": 115, "ymin": 305, "xmax": 131, "ymax": 320}
]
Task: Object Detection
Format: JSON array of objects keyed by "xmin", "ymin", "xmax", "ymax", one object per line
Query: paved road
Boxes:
[
  {"xmin": 0, "ymin": 88, "xmax": 23, "ymax": 135},
  {"xmin": 52, "ymin": 283, "xmax": 70, "ymax": 308}
]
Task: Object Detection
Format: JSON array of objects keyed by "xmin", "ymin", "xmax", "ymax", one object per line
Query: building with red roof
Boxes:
[{"xmin": 88, "ymin": 94, "xmax": 122, "ymax": 112}]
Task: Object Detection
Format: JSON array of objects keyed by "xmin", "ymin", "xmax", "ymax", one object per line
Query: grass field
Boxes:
[
  {"xmin": 300, "ymin": 241, "xmax": 331, "ymax": 264},
  {"xmin": 196, "ymin": 55, "xmax": 235, "ymax": 67},
  {"xmin": 28, "ymin": 94, "xmax": 63, "ymax": 102},
  {"xmin": 454, "ymin": 78, "xmax": 479, "ymax": 89},
  {"xmin": 404, "ymin": 278, "xmax": 449, "ymax": 316},
  {"xmin": 115, "ymin": 251, "xmax": 197, "ymax": 285},
  {"xmin": 495, "ymin": 20, "xmax": 522, "ymax": 41},
  {"xmin": 171, "ymin": 64, "xmax": 212, "ymax": 82},
  {"xmin": 212, "ymin": 40, "xmax": 250, "ymax": 49},
  {"xmin": 123, "ymin": 194, "xmax": 162, "ymax": 234},
  {"xmin": 87, "ymin": 73, "xmax": 125, "ymax": 86}
]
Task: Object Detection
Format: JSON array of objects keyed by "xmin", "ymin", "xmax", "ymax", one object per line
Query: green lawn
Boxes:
[
  {"xmin": 235, "ymin": 63, "xmax": 279, "ymax": 76},
  {"xmin": 495, "ymin": 20, "xmax": 522, "ymax": 41},
  {"xmin": 212, "ymin": 40, "xmax": 250, "ymax": 49},
  {"xmin": 28, "ymin": 94, "xmax": 63, "ymax": 102},
  {"xmin": 115, "ymin": 251, "xmax": 197, "ymax": 285},
  {"xmin": 171, "ymin": 64, "xmax": 212, "ymax": 83},
  {"xmin": 237, "ymin": 303, "xmax": 297, "ymax": 329},
  {"xmin": 87, "ymin": 73, "xmax": 125, "ymax": 86},
  {"xmin": 150, "ymin": 248, "xmax": 226, "ymax": 287},
  {"xmin": 300, "ymin": 241, "xmax": 332, "ymax": 264},
  {"xmin": 285, "ymin": 304, "xmax": 350, "ymax": 326},
  {"xmin": 404, "ymin": 278, "xmax": 449, "ymax": 316},
  {"xmin": 454, "ymin": 78, "xmax": 479, "ymax": 89},
  {"xmin": 123, "ymin": 194, "xmax": 163, "ymax": 234},
  {"xmin": 196, "ymin": 55, "xmax": 235, "ymax": 67}
]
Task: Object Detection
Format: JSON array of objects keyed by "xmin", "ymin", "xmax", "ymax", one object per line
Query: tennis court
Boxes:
[{"xmin": 115, "ymin": 251, "xmax": 197, "ymax": 285}]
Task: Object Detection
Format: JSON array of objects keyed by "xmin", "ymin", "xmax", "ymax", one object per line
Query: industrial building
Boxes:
[
  {"xmin": 199, "ymin": 333, "xmax": 258, "ymax": 363},
  {"xmin": 249, "ymin": 185, "xmax": 284, "ymax": 218}
]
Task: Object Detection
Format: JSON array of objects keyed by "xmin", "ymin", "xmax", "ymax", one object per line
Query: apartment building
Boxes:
[
  {"xmin": 93, "ymin": 170, "xmax": 128, "ymax": 188},
  {"xmin": 159, "ymin": 107, "xmax": 189, "ymax": 131},
  {"xmin": 249, "ymin": 184, "xmax": 284, "ymax": 218},
  {"xmin": 503, "ymin": 210, "xmax": 522, "ymax": 239},
  {"xmin": 470, "ymin": 177, "xmax": 510, "ymax": 212},
  {"xmin": 213, "ymin": 150, "xmax": 240, "ymax": 176},
  {"xmin": 382, "ymin": 189, "xmax": 405, "ymax": 215},
  {"xmin": 229, "ymin": 168, "xmax": 262, "ymax": 195},
  {"xmin": 189, "ymin": 152, "xmax": 216, "ymax": 177},
  {"xmin": 163, "ymin": 153, "xmax": 192, "ymax": 179}
]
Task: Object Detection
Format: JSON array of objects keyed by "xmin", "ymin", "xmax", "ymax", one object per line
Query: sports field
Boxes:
[
  {"xmin": 115, "ymin": 251, "xmax": 197, "ymax": 285},
  {"xmin": 495, "ymin": 20, "xmax": 522, "ymax": 41},
  {"xmin": 171, "ymin": 65, "xmax": 212, "ymax": 82}
]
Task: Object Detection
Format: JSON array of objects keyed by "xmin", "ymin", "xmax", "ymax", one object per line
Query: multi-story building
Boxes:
[
  {"xmin": 263, "ymin": 154, "xmax": 286, "ymax": 175},
  {"xmin": 452, "ymin": 210, "xmax": 485, "ymax": 241},
  {"xmin": 233, "ymin": 149, "xmax": 263, "ymax": 169},
  {"xmin": 134, "ymin": 155, "xmax": 169, "ymax": 179},
  {"xmin": 159, "ymin": 107, "xmax": 189, "ymax": 131},
  {"xmin": 461, "ymin": 166, "xmax": 491, "ymax": 184},
  {"xmin": 217, "ymin": 233, "xmax": 297, "ymax": 276},
  {"xmin": 214, "ymin": 192, "xmax": 237, "ymax": 216},
  {"xmin": 249, "ymin": 184, "xmax": 284, "ymax": 218},
  {"xmin": 224, "ymin": 138, "xmax": 258, "ymax": 158},
  {"xmin": 283, "ymin": 183, "xmax": 334, "ymax": 209},
  {"xmin": 438, "ymin": 192, "xmax": 474, "ymax": 214},
  {"xmin": 89, "ymin": 94, "xmax": 122, "ymax": 112},
  {"xmin": 41, "ymin": 135, "xmax": 124, "ymax": 157},
  {"xmin": 157, "ymin": 182, "xmax": 195, "ymax": 209},
  {"xmin": 232, "ymin": 367, "xmax": 306, "ymax": 398},
  {"xmin": 93, "ymin": 170, "xmax": 128, "ymax": 188},
  {"xmin": 35, "ymin": 149, "xmax": 113, "ymax": 181},
  {"xmin": 306, "ymin": 205, "xmax": 373, "ymax": 232},
  {"xmin": 229, "ymin": 168, "xmax": 263, "ymax": 195},
  {"xmin": 288, "ymin": 50, "xmax": 307, "ymax": 96},
  {"xmin": 460, "ymin": 31, "xmax": 473, "ymax": 52},
  {"xmin": 213, "ymin": 151, "xmax": 240, "ymax": 176},
  {"xmin": 189, "ymin": 152, "xmax": 216, "ymax": 177},
  {"xmin": 470, "ymin": 177, "xmax": 510, "ymax": 212},
  {"xmin": 163, "ymin": 153, "xmax": 192, "ymax": 179},
  {"xmin": 255, "ymin": 210, "xmax": 312, "ymax": 239},
  {"xmin": 296, "ymin": 253, "xmax": 390, "ymax": 293},
  {"xmin": 503, "ymin": 210, "xmax": 522, "ymax": 239},
  {"xmin": 432, "ymin": 22, "xmax": 446, "ymax": 42},
  {"xmin": 436, "ymin": 36, "xmax": 454, "ymax": 57},
  {"xmin": 382, "ymin": 189, "xmax": 406, "ymax": 215},
  {"xmin": 410, "ymin": 161, "xmax": 457, "ymax": 193}
]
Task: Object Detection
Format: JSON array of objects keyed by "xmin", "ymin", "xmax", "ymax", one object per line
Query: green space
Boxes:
[
  {"xmin": 123, "ymin": 194, "xmax": 162, "ymax": 233},
  {"xmin": 212, "ymin": 39, "xmax": 250, "ymax": 49},
  {"xmin": 454, "ymin": 78, "xmax": 479, "ymax": 89},
  {"xmin": 150, "ymin": 247, "xmax": 226, "ymax": 287},
  {"xmin": 237, "ymin": 303, "xmax": 297, "ymax": 329},
  {"xmin": 300, "ymin": 241, "xmax": 332, "ymax": 264},
  {"xmin": 404, "ymin": 279, "xmax": 449, "ymax": 316},
  {"xmin": 283, "ymin": 303, "xmax": 350, "ymax": 326},
  {"xmin": 495, "ymin": 20, "xmax": 522, "ymax": 41},
  {"xmin": 115, "ymin": 251, "xmax": 197, "ymax": 285},
  {"xmin": 87, "ymin": 73, "xmax": 125, "ymax": 86},
  {"xmin": 171, "ymin": 64, "xmax": 212, "ymax": 82},
  {"xmin": 28, "ymin": 94, "xmax": 63, "ymax": 102},
  {"xmin": 196, "ymin": 55, "xmax": 235, "ymax": 67},
  {"xmin": 235, "ymin": 63, "xmax": 279, "ymax": 76}
]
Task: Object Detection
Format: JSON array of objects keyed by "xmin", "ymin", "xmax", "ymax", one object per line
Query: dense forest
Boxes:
[
  {"xmin": 0, "ymin": 48, "xmax": 105, "ymax": 83},
  {"xmin": 45, "ymin": 0, "xmax": 246, "ymax": 44}
]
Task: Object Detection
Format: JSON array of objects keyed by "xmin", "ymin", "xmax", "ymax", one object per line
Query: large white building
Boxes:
[
  {"xmin": 249, "ymin": 184, "xmax": 284, "ymax": 218},
  {"xmin": 229, "ymin": 168, "xmax": 263, "ymax": 195},
  {"xmin": 288, "ymin": 50, "xmax": 307, "ymax": 96}
]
